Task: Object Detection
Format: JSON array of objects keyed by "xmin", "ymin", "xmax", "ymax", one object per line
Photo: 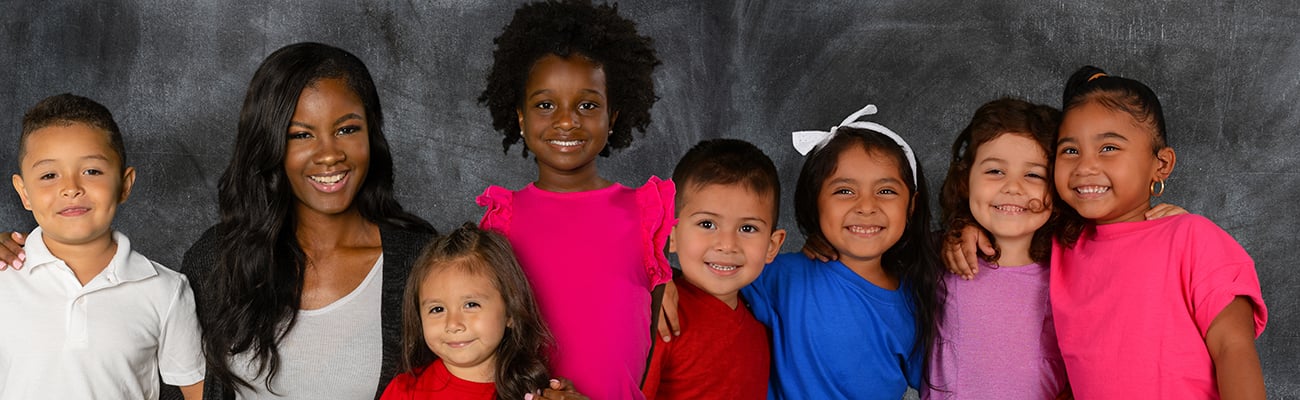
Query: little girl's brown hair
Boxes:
[
  {"xmin": 399, "ymin": 223, "xmax": 552, "ymax": 400},
  {"xmin": 940, "ymin": 97, "xmax": 1061, "ymax": 263}
]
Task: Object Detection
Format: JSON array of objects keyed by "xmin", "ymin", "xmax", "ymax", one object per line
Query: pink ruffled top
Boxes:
[{"xmin": 476, "ymin": 177, "xmax": 675, "ymax": 400}]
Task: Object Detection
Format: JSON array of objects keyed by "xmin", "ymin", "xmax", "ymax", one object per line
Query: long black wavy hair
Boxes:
[
  {"xmin": 205, "ymin": 42, "xmax": 432, "ymax": 392},
  {"xmin": 793, "ymin": 127, "xmax": 944, "ymax": 385},
  {"xmin": 399, "ymin": 223, "xmax": 552, "ymax": 400},
  {"xmin": 479, "ymin": 0, "xmax": 660, "ymax": 157}
]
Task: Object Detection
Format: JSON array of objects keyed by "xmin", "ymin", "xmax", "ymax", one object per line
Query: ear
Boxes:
[
  {"xmin": 12, "ymin": 174, "xmax": 32, "ymax": 211},
  {"xmin": 516, "ymin": 108, "xmax": 525, "ymax": 137},
  {"xmin": 118, "ymin": 166, "xmax": 136, "ymax": 204},
  {"xmin": 667, "ymin": 225, "xmax": 678, "ymax": 254},
  {"xmin": 609, "ymin": 110, "xmax": 619, "ymax": 134},
  {"xmin": 765, "ymin": 228, "xmax": 787, "ymax": 263},
  {"xmin": 1154, "ymin": 147, "xmax": 1176, "ymax": 181},
  {"xmin": 909, "ymin": 192, "xmax": 919, "ymax": 216}
]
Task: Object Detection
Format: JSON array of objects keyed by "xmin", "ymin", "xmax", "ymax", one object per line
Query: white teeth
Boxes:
[
  {"xmin": 1076, "ymin": 186, "xmax": 1109, "ymax": 194},
  {"xmin": 847, "ymin": 226, "xmax": 882, "ymax": 234},
  {"xmin": 995, "ymin": 205, "xmax": 1026, "ymax": 212},
  {"xmin": 549, "ymin": 140, "xmax": 583, "ymax": 146},
  {"xmin": 708, "ymin": 263, "xmax": 737, "ymax": 271},
  {"xmin": 310, "ymin": 173, "xmax": 344, "ymax": 184}
]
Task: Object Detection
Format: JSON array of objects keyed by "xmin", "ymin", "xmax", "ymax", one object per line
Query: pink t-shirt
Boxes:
[
  {"xmin": 477, "ymin": 177, "xmax": 674, "ymax": 400},
  {"xmin": 1051, "ymin": 214, "xmax": 1267, "ymax": 399},
  {"xmin": 923, "ymin": 259, "xmax": 1066, "ymax": 400}
]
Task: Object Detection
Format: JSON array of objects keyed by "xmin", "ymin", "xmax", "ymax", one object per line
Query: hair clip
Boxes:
[{"xmin": 791, "ymin": 104, "xmax": 918, "ymax": 186}]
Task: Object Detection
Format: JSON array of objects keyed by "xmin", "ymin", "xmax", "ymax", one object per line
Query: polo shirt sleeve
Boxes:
[{"xmin": 158, "ymin": 273, "xmax": 205, "ymax": 386}]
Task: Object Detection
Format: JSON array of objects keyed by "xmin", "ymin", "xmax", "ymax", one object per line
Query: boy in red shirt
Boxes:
[{"xmin": 642, "ymin": 139, "xmax": 786, "ymax": 399}]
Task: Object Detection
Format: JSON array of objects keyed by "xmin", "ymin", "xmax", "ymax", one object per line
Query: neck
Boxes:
[
  {"xmin": 992, "ymin": 235, "xmax": 1035, "ymax": 267},
  {"xmin": 294, "ymin": 208, "xmax": 379, "ymax": 256},
  {"xmin": 840, "ymin": 256, "xmax": 898, "ymax": 290},
  {"xmin": 43, "ymin": 232, "xmax": 117, "ymax": 286},
  {"xmin": 535, "ymin": 161, "xmax": 610, "ymax": 193},
  {"xmin": 1098, "ymin": 202, "xmax": 1151, "ymax": 225}
]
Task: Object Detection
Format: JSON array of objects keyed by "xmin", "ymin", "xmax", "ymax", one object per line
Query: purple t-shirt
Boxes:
[{"xmin": 922, "ymin": 259, "xmax": 1066, "ymax": 399}]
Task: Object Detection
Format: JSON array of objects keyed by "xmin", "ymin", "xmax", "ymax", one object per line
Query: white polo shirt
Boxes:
[{"xmin": 0, "ymin": 227, "xmax": 204, "ymax": 400}]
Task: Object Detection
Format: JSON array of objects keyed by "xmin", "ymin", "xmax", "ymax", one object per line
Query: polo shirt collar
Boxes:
[{"xmin": 21, "ymin": 227, "xmax": 157, "ymax": 284}]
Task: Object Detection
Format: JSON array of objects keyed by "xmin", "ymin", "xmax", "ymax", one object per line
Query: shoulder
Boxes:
[
  {"xmin": 179, "ymin": 224, "xmax": 223, "ymax": 277},
  {"xmin": 381, "ymin": 224, "xmax": 436, "ymax": 272},
  {"xmin": 380, "ymin": 224, "xmax": 436, "ymax": 253},
  {"xmin": 476, "ymin": 185, "xmax": 517, "ymax": 207}
]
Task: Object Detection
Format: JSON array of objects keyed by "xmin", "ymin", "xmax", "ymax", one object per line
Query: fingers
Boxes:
[
  {"xmin": 800, "ymin": 239, "xmax": 837, "ymax": 262},
  {"xmin": 941, "ymin": 237, "xmax": 975, "ymax": 280},
  {"xmin": 1145, "ymin": 203, "xmax": 1188, "ymax": 220},
  {"xmin": 656, "ymin": 282, "xmax": 681, "ymax": 342},
  {"xmin": 0, "ymin": 232, "xmax": 27, "ymax": 271}
]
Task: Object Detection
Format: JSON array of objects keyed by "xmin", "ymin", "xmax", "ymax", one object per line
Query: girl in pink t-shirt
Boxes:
[
  {"xmin": 1048, "ymin": 66, "xmax": 1267, "ymax": 398},
  {"xmin": 925, "ymin": 98, "xmax": 1068, "ymax": 399},
  {"xmin": 474, "ymin": 2, "xmax": 672, "ymax": 399}
]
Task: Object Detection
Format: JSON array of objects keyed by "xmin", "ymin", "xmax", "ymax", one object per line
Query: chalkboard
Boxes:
[{"xmin": 2, "ymin": 0, "xmax": 1296, "ymax": 396}]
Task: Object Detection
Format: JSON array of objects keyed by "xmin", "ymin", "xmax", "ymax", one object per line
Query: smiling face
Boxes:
[
  {"xmin": 1056, "ymin": 100, "xmax": 1174, "ymax": 224},
  {"xmin": 967, "ymin": 133, "xmax": 1052, "ymax": 247},
  {"xmin": 12, "ymin": 123, "xmax": 134, "ymax": 248},
  {"xmin": 817, "ymin": 145, "xmax": 912, "ymax": 272},
  {"xmin": 419, "ymin": 263, "xmax": 510, "ymax": 383},
  {"xmin": 516, "ymin": 54, "xmax": 616, "ymax": 188},
  {"xmin": 670, "ymin": 183, "xmax": 785, "ymax": 308},
  {"xmin": 283, "ymin": 78, "xmax": 371, "ymax": 219}
]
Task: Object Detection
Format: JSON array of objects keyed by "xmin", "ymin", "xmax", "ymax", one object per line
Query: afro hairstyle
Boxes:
[{"xmin": 479, "ymin": 0, "xmax": 661, "ymax": 157}]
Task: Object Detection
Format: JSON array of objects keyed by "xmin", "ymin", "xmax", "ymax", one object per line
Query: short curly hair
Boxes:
[{"xmin": 479, "ymin": 0, "xmax": 660, "ymax": 157}]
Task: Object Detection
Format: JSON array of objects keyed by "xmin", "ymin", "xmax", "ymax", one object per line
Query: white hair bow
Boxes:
[{"xmin": 791, "ymin": 104, "xmax": 918, "ymax": 187}]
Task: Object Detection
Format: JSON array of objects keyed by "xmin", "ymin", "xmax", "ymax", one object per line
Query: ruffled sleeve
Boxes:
[
  {"xmin": 635, "ymin": 176, "xmax": 676, "ymax": 288},
  {"xmin": 476, "ymin": 185, "xmax": 515, "ymax": 237}
]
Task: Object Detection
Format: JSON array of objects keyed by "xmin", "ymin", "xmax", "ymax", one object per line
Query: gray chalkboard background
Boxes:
[{"xmin": 3, "ymin": 0, "xmax": 1297, "ymax": 396}]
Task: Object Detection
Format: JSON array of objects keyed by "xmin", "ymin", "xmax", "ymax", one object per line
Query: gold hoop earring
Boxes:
[{"xmin": 1150, "ymin": 179, "xmax": 1166, "ymax": 197}]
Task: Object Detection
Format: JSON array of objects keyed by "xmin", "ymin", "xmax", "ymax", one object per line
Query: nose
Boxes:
[
  {"xmin": 853, "ymin": 196, "xmax": 879, "ymax": 216},
  {"xmin": 715, "ymin": 229, "xmax": 739, "ymax": 253},
  {"xmin": 445, "ymin": 309, "xmax": 466, "ymax": 334},
  {"xmin": 553, "ymin": 106, "xmax": 581, "ymax": 131},
  {"xmin": 313, "ymin": 136, "xmax": 347, "ymax": 166},
  {"xmin": 61, "ymin": 175, "xmax": 85, "ymax": 198},
  {"xmin": 1073, "ymin": 152, "xmax": 1100, "ymax": 176},
  {"xmin": 1002, "ymin": 178, "xmax": 1024, "ymax": 195}
]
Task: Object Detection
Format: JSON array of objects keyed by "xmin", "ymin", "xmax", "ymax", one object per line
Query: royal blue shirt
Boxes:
[{"xmin": 742, "ymin": 253, "xmax": 922, "ymax": 400}]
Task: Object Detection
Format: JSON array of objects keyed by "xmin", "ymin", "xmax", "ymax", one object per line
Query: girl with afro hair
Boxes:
[{"xmin": 475, "ymin": 1, "xmax": 669, "ymax": 399}]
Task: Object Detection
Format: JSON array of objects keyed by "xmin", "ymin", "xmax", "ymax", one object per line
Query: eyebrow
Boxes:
[
  {"xmin": 978, "ymin": 157, "xmax": 1048, "ymax": 169},
  {"xmin": 289, "ymin": 113, "xmax": 365, "ymax": 130},
  {"xmin": 420, "ymin": 292, "xmax": 488, "ymax": 306},
  {"xmin": 1057, "ymin": 131, "xmax": 1129, "ymax": 146},
  {"xmin": 687, "ymin": 210, "xmax": 771, "ymax": 226},
  {"xmin": 29, "ymin": 154, "xmax": 111, "ymax": 169},
  {"xmin": 525, "ymin": 88, "xmax": 606, "ymax": 99},
  {"xmin": 828, "ymin": 176, "xmax": 902, "ymax": 187}
]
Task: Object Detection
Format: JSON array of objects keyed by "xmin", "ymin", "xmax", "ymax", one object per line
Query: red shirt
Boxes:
[
  {"xmin": 380, "ymin": 359, "xmax": 496, "ymax": 400},
  {"xmin": 642, "ymin": 276, "xmax": 770, "ymax": 399}
]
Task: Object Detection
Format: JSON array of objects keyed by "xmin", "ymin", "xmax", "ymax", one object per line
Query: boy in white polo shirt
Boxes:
[{"xmin": 2, "ymin": 94, "xmax": 204, "ymax": 399}]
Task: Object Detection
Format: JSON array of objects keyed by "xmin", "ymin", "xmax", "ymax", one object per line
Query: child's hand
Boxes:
[
  {"xmin": 942, "ymin": 225, "xmax": 992, "ymax": 280},
  {"xmin": 1145, "ymin": 203, "xmax": 1188, "ymax": 220},
  {"xmin": 525, "ymin": 378, "xmax": 589, "ymax": 400},
  {"xmin": 0, "ymin": 232, "xmax": 27, "ymax": 271},
  {"xmin": 800, "ymin": 237, "xmax": 838, "ymax": 262},
  {"xmin": 655, "ymin": 281, "xmax": 680, "ymax": 342}
]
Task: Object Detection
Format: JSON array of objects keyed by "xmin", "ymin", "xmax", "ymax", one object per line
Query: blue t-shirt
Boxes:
[{"xmin": 742, "ymin": 253, "xmax": 922, "ymax": 400}]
